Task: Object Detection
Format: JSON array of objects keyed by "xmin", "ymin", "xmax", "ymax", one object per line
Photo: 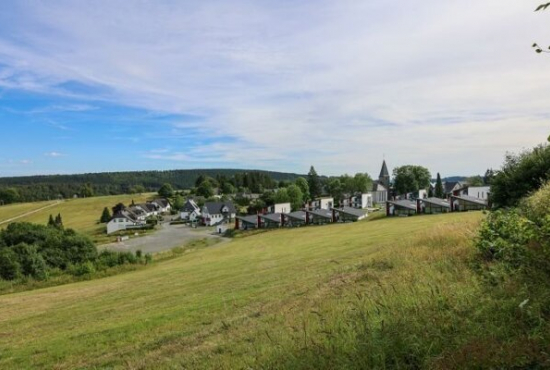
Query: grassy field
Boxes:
[
  {"xmin": 0, "ymin": 211, "xmax": 509, "ymax": 369},
  {"xmin": 0, "ymin": 194, "xmax": 154, "ymax": 244}
]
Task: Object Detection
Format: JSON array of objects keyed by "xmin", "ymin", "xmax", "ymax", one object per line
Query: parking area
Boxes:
[{"xmin": 102, "ymin": 222, "xmax": 227, "ymax": 254}]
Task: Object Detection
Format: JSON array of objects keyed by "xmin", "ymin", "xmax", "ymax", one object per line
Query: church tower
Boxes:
[{"xmin": 378, "ymin": 160, "xmax": 390, "ymax": 190}]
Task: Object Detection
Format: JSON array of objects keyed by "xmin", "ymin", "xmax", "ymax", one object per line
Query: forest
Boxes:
[{"xmin": 0, "ymin": 169, "xmax": 303, "ymax": 204}]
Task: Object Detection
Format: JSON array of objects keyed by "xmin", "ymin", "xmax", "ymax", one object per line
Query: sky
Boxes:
[{"xmin": 0, "ymin": 0, "xmax": 548, "ymax": 178}]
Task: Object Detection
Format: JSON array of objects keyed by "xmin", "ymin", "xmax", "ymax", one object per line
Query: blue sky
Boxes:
[{"xmin": 0, "ymin": 0, "xmax": 549, "ymax": 178}]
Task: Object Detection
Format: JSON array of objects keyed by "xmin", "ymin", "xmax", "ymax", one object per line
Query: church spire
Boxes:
[{"xmin": 378, "ymin": 160, "xmax": 390, "ymax": 189}]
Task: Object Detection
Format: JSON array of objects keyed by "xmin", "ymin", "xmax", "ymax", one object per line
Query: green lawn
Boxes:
[
  {"xmin": 0, "ymin": 194, "xmax": 154, "ymax": 244},
  {"xmin": 0, "ymin": 212, "xmax": 496, "ymax": 369}
]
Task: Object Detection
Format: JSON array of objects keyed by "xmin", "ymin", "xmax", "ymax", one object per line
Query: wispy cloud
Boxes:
[
  {"xmin": 0, "ymin": 0, "xmax": 548, "ymax": 176},
  {"xmin": 44, "ymin": 151, "xmax": 63, "ymax": 157}
]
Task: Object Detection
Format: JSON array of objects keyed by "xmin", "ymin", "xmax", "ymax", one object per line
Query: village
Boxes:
[{"xmin": 104, "ymin": 160, "xmax": 491, "ymax": 237}]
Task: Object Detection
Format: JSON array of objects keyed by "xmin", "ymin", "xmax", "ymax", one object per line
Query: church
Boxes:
[{"xmin": 370, "ymin": 160, "xmax": 390, "ymax": 204}]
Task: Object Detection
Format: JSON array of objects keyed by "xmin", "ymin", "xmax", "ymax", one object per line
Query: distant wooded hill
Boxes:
[{"xmin": 0, "ymin": 169, "xmax": 304, "ymax": 203}]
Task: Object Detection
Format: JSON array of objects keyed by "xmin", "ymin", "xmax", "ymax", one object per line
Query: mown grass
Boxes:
[
  {"xmin": 0, "ymin": 194, "xmax": 154, "ymax": 244},
  {"xmin": 0, "ymin": 212, "xmax": 503, "ymax": 369}
]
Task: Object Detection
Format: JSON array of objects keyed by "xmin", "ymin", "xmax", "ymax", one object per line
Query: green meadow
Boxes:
[
  {"xmin": 0, "ymin": 194, "xmax": 154, "ymax": 244},
  {"xmin": 1, "ymin": 211, "xmax": 525, "ymax": 369}
]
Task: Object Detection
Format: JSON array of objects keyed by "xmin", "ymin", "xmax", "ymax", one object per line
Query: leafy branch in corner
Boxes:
[{"xmin": 533, "ymin": 3, "xmax": 550, "ymax": 53}]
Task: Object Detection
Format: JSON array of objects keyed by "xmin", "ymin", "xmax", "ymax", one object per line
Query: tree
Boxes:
[
  {"xmin": 221, "ymin": 182, "xmax": 236, "ymax": 195},
  {"xmin": 0, "ymin": 248, "xmax": 21, "ymax": 280},
  {"xmin": 483, "ymin": 169, "xmax": 495, "ymax": 185},
  {"xmin": 0, "ymin": 187, "xmax": 19, "ymax": 204},
  {"xmin": 435, "ymin": 173, "xmax": 444, "ymax": 198},
  {"xmin": 130, "ymin": 185, "xmax": 146, "ymax": 194},
  {"xmin": 491, "ymin": 143, "xmax": 550, "ymax": 208},
  {"xmin": 466, "ymin": 175, "xmax": 484, "ymax": 187},
  {"xmin": 533, "ymin": 3, "xmax": 550, "ymax": 53},
  {"xmin": 295, "ymin": 177, "xmax": 310, "ymax": 201},
  {"xmin": 286, "ymin": 184, "xmax": 303, "ymax": 211},
  {"xmin": 353, "ymin": 173, "xmax": 372, "ymax": 193},
  {"xmin": 112, "ymin": 203, "xmax": 125, "ymax": 215},
  {"xmin": 173, "ymin": 195, "xmax": 185, "ymax": 210},
  {"xmin": 326, "ymin": 178, "xmax": 344, "ymax": 203},
  {"xmin": 196, "ymin": 181, "xmax": 213, "ymax": 198},
  {"xmin": 392, "ymin": 165, "xmax": 431, "ymax": 195},
  {"xmin": 100, "ymin": 207, "xmax": 111, "ymax": 223},
  {"xmin": 158, "ymin": 183, "xmax": 174, "ymax": 198},
  {"xmin": 48, "ymin": 214, "xmax": 56, "ymax": 227},
  {"xmin": 307, "ymin": 166, "xmax": 322, "ymax": 199},
  {"xmin": 273, "ymin": 188, "xmax": 290, "ymax": 204},
  {"xmin": 54, "ymin": 213, "xmax": 64, "ymax": 229},
  {"xmin": 80, "ymin": 183, "xmax": 94, "ymax": 198},
  {"xmin": 195, "ymin": 174, "xmax": 207, "ymax": 188}
]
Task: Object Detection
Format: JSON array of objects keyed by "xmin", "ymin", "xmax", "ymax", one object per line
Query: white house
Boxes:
[
  {"xmin": 201, "ymin": 202, "xmax": 237, "ymax": 226},
  {"xmin": 310, "ymin": 197, "xmax": 334, "ymax": 210},
  {"xmin": 136, "ymin": 203, "xmax": 159, "ymax": 217},
  {"xmin": 151, "ymin": 198, "xmax": 171, "ymax": 214},
  {"xmin": 454, "ymin": 186, "xmax": 491, "ymax": 200},
  {"xmin": 180, "ymin": 199, "xmax": 201, "ymax": 221},
  {"xmin": 268, "ymin": 202, "xmax": 291, "ymax": 214},
  {"xmin": 106, "ymin": 211, "xmax": 147, "ymax": 234}
]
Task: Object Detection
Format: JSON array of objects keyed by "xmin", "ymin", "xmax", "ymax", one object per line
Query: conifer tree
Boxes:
[
  {"xmin": 47, "ymin": 214, "xmax": 55, "ymax": 227},
  {"xmin": 435, "ymin": 173, "xmax": 445, "ymax": 198},
  {"xmin": 100, "ymin": 207, "xmax": 111, "ymax": 223}
]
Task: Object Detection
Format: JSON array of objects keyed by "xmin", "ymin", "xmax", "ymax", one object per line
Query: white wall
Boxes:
[{"xmin": 466, "ymin": 186, "xmax": 491, "ymax": 200}]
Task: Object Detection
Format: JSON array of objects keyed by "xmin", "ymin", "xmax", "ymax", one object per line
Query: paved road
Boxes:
[{"xmin": 102, "ymin": 222, "xmax": 227, "ymax": 254}]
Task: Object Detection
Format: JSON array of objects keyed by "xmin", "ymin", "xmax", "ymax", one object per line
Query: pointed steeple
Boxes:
[
  {"xmin": 378, "ymin": 160, "xmax": 390, "ymax": 190},
  {"xmin": 379, "ymin": 160, "xmax": 389, "ymax": 179}
]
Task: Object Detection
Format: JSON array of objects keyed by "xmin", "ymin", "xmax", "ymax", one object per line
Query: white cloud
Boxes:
[
  {"xmin": 44, "ymin": 151, "xmax": 63, "ymax": 157},
  {"xmin": 0, "ymin": 0, "xmax": 548, "ymax": 175}
]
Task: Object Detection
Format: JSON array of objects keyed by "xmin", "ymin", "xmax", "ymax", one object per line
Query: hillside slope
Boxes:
[
  {"xmin": 0, "ymin": 213, "xmax": 486, "ymax": 369},
  {"xmin": 0, "ymin": 194, "xmax": 153, "ymax": 244}
]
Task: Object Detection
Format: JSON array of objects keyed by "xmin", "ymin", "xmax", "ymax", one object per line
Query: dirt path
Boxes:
[
  {"xmin": 0, "ymin": 201, "xmax": 63, "ymax": 226},
  {"xmin": 102, "ymin": 222, "xmax": 230, "ymax": 254}
]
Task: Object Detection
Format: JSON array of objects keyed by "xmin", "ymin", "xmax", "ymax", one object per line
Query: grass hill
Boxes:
[
  {"xmin": 0, "ymin": 211, "xmax": 513, "ymax": 369},
  {"xmin": 0, "ymin": 194, "xmax": 154, "ymax": 244}
]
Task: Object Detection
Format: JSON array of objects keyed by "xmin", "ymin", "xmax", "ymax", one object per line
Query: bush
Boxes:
[
  {"xmin": 0, "ymin": 248, "xmax": 21, "ymax": 280},
  {"xmin": 12, "ymin": 243, "xmax": 48, "ymax": 280},
  {"xmin": 491, "ymin": 143, "xmax": 550, "ymax": 208},
  {"xmin": 476, "ymin": 183, "xmax": 550, "ymax": 275},
  {"xmin": 69, "ymin": 261, "xmax": 96, "ymax": 276}
]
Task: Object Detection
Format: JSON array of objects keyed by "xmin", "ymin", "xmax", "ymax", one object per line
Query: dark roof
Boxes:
[
  {"xmin": 335, "ymin": 207, "xmax": 368, "ymax": 218},
  {"xmin": 237, "ymin": 215, "xmax": 258, "ymax": 225},
  {"xmin": 286, "ymin": 211, "xmax": 307, "ymax": 221},
  {"xmin": 421, "ymin": 197, "xmax": 451, "ymax": 208},
  {"xmin": 152, "ymin": 198, "xmax": 170, "ymax": 208},
  {"xmin": 443, "ymin": 181, "xmax": 458, "ymax": 194},
  {"xmin": 128, "ymin": 206, "xmax": 146, "ymax": 216},
  {"xmin": 452, "ymin": 194, "xmax": 488, "ymax": 206},
  {"xmin": 182, "ymin": 200, "xmax": 200, "ymax": 212},
  {"xmin": 138, "ymin": 203, "xmax": 158, "ymax": 212},
  {"xmin": 387, "ymin": 200, "xmax": 417, "ymax": 210},
  {"xmin": 309, "ymin": 209, "xmax": 333, "ymax": 219},
  {"xmin": 111, "ymin": 211, "xmax": 136, "ymax": 222},
  {"xmin": 260, "ymin": 213, "xmax": 282, "ymax": 223},
  {"xmin": 379, "ymin": 160, "xmax": 389, "ymax": 178},
  {"xmin": 204, "ymin": 202, "xmax": 237, "ymax": 215}
]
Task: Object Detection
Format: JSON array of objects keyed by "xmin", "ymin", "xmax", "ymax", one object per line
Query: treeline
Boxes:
[{"xmin": 0, "ymin": 169, "xmax": 303, "ymax": 204}]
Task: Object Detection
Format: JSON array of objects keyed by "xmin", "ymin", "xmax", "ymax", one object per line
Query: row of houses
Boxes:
[
  {"xmin": 106, "ymin": 198, "xmax": 171, "ymax": 234},
  {"xmin": 235, "ymin": 206, "xmax": 368, "ymax": 230},
  {"xmin": 386, "ymin": 194, "xmax": 489, "ymax": 216}
]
